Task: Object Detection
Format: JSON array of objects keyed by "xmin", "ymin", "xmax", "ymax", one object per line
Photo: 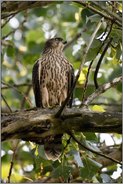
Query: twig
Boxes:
[
  {"xmin": 92, "ymin": 1, "xmax": 122, "ymax": 23},
  {"xmin": 94, "ymin": 20, "xmax": 114, "ymax": 92},
  {"xmin": 94, "ymin": 38, "xmax": 113, "ymax": 89},
  {"xmin": 2, "ymin": 30, "xmax": 16, "ymax": 40},
  {"xmin": 21, "ymin": 85, "xmax": 32, "ymax": 109},
  {"xmin": 2, "ymin": 9, "xmax": 21, "ymax": 20},
  {"xmin": 94, "ymin": 21, "xmax": 114, "ymax": 89},
  {"xmin": 75, "ymin": 1, "xmax": 121, "ymax": 27},
  {"xmin": 81, "ymin": 20, "xmax": 113, "ymax": 103},
  {"xmin": 61, "ymin": 136, "xmax": 71, "ymax": 158},
  {"xmin": 90, "ymin": 103, "xmax": 121, "ymax": 107},
  {"xmin": 2, "ymin": 19, "xmax": 26, "ymax": 40},
  {"xmin": 81, "ymin": 60, "xmax": 93, "ymax": 103},
  {"xmin": 1, "ymin": 40, "xmax": 13, "ymax": 47},
  {"xmin": 2, "ymin": 81, "xmax": 33, "ymax": 107},
  {"xmin": 7, "ymin": 140, "xmax": 19, "ymax": 183},
  {"xmin": 82, "ymin": 76, "xmax": 122, "ymax": 106},
  {"xmin": 69, "ymin": 132, "xmax": 122, "ymax": 165},
  {"xmin": 55, "ymin": 18, "xmax": 103, "ymax": 118},
  {"xmin": 1, "ymin": 1, "xmax": 52, "ymax": 19},
  {"xmin": 107, "ymin": 1, "xmax": 122, "ymax": 16},
  {"xmin": 2, "ymin": 83, "xmax": 32, "ymax": 89},
  {"xmin": 1, "ymin": 14, "xmax": 15, "ymax": 28},
  {"xmin": 1, "ymin": 94, "xmax": 12, "ymax": 112}
]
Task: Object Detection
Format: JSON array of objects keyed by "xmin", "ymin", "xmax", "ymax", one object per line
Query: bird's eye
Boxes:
[
  {"xmin": 55, "ymin": 38, "xmax": 58, "ymax": 41},
  {"xmin": 55, "ymin": 38, "xmax": 63, "ymax": 42}
]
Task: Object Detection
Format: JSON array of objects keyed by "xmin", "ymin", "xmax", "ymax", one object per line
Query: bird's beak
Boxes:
[{"xmin": 63, "ymin": 41, "xmax": 67, "ymax": 44}]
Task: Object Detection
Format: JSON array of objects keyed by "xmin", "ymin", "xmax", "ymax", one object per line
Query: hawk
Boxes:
[{"xmin": 32, "ymin": 37, "xmax": 74, "ymax": 161}]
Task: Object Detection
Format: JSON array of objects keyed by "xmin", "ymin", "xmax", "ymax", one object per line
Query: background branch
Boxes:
[
  {"xmin": 94, "ymin": 38, "xmax": 113, "ymax": 89},
  {"xmin": 83, "ymin": 76, "xmax": 122, "ymax": 106},
  {"xmin": 75, "ymin": 1, "xmax": 121, "ymax": 27},
  {"xmin": 2, "ymin": 83, "xmax": 32, "ymax": 90},
  {"xmin": 2, "ymin": 81, "xmax": 33, "ymax": 108},
  {"xmin": 92, "ymin": 1, "xmax": 122, "ymax": 22},
  {"xmin": 1, "ymin": 1, "xmax": 53, "ymax": 19},
  {"xmin": 69, "ymin": 132, "xmax": 121, "ymax": 165},
  {"xmin": 1, "ymin": 94, "xmax": 12, "ymax": 113}
]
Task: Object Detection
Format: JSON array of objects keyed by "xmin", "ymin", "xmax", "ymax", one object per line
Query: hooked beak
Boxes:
[{"xmin": 63, "ymin": 41, "xmax": 67, "ymax": 44}]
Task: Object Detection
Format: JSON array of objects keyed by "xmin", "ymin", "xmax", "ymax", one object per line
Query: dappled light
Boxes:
[{"xmin": 1, "ymin": 1, "xmax": 122, "ymax": 183}]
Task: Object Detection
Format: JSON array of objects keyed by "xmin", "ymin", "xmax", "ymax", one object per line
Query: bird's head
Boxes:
[{"xmin": 43, "ymin": 37, "xmax": 67, "ymax": 53}]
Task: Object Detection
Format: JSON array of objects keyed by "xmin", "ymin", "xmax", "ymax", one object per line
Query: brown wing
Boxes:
[
  {"xmin": 68, "ymin": 65, "xmax": 75, "ymax": 107},
  {"xmin": 32, "ymin": 60, "xmax": 42, "ymax": 107}
]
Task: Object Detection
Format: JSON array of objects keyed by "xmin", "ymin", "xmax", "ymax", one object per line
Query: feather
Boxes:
[
  {"xmin": 32, "ymin": 61, "xmax": 42, "ymax": 107},
  {"xmin": 68, "ymin": 65, "xmax": 75, "ymax": 107},
  {"xmin": 32, "ymin": 38, "xmax": 75, "ymax": 161}
]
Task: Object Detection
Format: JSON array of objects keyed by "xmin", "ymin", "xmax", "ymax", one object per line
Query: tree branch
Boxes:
[
  {"xmin": 2, "ymin": 108, "xmax": 121, "ymax": 143},
  {"xmin": 70, "ymin": 132, "xmax": 122, "ymax": 165},
  {"xmin": 94, "ymin": 38, "xmax": 113, "ymax": 89},
  {"xmin": 75, "ymin": 1, "xmax": 121, "ymax": 27},
  {"xmin": 1, "ymin": 1, "xmax": 53, "ymax": 19},
  {"xmin": 82, "ymin": 76, "xmax": 122, "ymax": 106},
  {"xmin": 2, "ymin": 83, "xmax": 32, "ymax": 89},
  {"xmin": 92, "ymin": 2, "xmax": 122, "ymax": 23},
  {"xmin": 81, "ymin": 20, "xmax": 114, "ymax": 103},
  {"xmin": 1, "ymin": 94, "xmax": 12, "ymax": 113},
  {"xmin": 96, "ymin": 146, "xmax": 122, "ymax": 167},
  {"xmin": 2, "ymin": 81, "xmax": 33, "ymax": 108}
]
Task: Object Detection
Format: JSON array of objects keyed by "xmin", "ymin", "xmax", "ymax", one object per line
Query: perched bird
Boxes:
[{"xmin": 32, "ymin": 37, "xmax": 74, "ymax": 161}]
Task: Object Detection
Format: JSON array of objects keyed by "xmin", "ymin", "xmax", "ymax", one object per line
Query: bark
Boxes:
[{"xmin": 2, "ymin": 108, "xmax": 121, "ymax": 143}]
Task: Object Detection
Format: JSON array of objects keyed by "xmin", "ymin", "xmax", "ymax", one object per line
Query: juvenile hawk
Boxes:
[{"xmin": 32, "ymin": 37, "xmax": 74, "ymax": 160}]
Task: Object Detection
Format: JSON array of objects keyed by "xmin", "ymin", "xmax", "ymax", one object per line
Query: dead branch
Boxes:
[{"xmin": 2, "ymin": 108, "xmax": 122, "ymax": 143}]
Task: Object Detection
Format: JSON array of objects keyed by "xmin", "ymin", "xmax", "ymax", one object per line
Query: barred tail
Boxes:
[{"xmin": 44, "ymin": 135, "xmax": 62, "ymax": 161}]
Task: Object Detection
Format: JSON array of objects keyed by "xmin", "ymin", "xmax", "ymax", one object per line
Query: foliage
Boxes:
[{"xmin": 1, "ymin": 1, "xmax": 122, "ymax": 183}]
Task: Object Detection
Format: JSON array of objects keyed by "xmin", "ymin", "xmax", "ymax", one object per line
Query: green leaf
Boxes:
[
  {"xmin": 52, "ymin": 165, "xmax": 72, "ymax": 180},
  {"xmin": 81, "ymin": 8, "xmax": 93, "ymax": 24},
  {"xmin": 116, "ymin": 43, "xmax": 122, "ymax": 60},
  {"xmin": 37, "ymin": 145, "xmax": 46, "ymax": 159},
  {"xmin": 27, "ymin": 41, "xmax": 44, "ymax": 54},
  {"xmin": 7, "ymin": 46, "xmax": 15, "ymax": 57},
  {"xmin": 86, "ymin": 47, "xmax": 99, "ymax": 61},
  {"xmin": 60, "ymin": 3, "xmax": 78, "ymax": 22},
  {"xmin": 88, "ymin": 14, "xmax": 102, "ymax": 23},
  {"xmin": 83, "ymin": 133, "xmax": 98, "ymax": 142},
  {"xmin": 111, "ymin": 29, "xmax": 122, "ymax": 43},
  {"xmin": 26, "ymin": 29, "xmax": 44, "ymax": 43},
  {"xmin": 80, "ymin": 157, "xmax": 102, "ymax": 179},
  {"xmin": 2, "ymin": 24, "xmax": 12, "ymax": 37},
  {"xmin": 32, "ymin": 7, "xmax": 48, "ymax": 17}
]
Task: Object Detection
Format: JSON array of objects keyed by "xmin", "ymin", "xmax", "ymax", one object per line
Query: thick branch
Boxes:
[{"xmin": 2, "ymin": 108, "xmax": 121, "ymax": 143}]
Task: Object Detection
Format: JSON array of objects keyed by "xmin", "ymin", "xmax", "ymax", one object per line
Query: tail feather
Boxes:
[{"xmin": 44, "ymin": 135, "xmax": 62, "ymax": 161}]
